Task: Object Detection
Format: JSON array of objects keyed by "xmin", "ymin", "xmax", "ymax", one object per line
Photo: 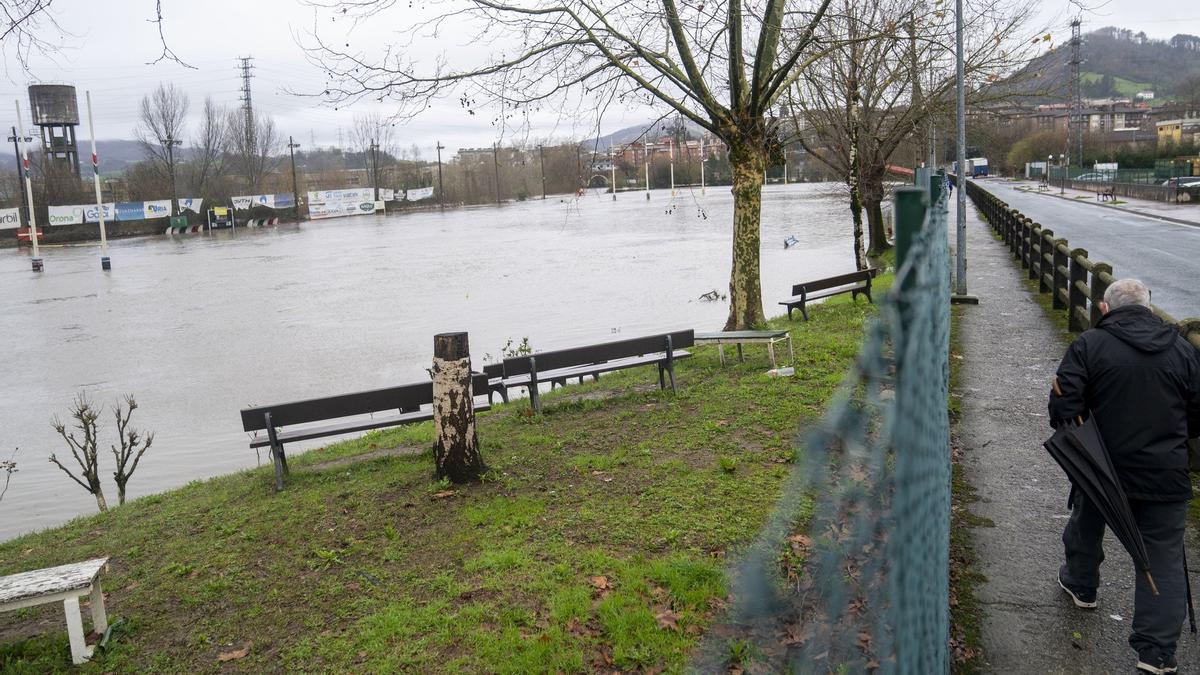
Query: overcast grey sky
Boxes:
[{"xmin": 1, "ymin": 0, "xmax": 1196, "ymax": 156}]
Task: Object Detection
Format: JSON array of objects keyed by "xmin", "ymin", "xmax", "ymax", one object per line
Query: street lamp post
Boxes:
[
  {"xmin": 1046, "ymin": 154, "xmax": 1053, "ymax": 188},
  {"xmin": 1060, "ymin": 154, "xmax": 1066, "ymax": 195},
  {"xmin": 7, "ymin": 126, "xmax": 32, "ymax": 228},
  {"xmin": 14, "ymin": 99, "xmax": 41, "ymax": 271},
  {"xmin": 950, "ymin": 0, "xmax": 977, "ymax": 303}
]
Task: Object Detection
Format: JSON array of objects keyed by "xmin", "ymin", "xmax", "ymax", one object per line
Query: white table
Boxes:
[
  {"xmin": 0, "ymin": 557, "xmax": 110, "ymax": 664},
  {"xmin": 694, "ymin": 329, "xmax": 794, "ymax": 368}
]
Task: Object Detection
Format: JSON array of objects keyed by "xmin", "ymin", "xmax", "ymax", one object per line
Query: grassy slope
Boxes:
[{"xmin": 0, "ymin": 282, "xmax": 890, "ymax": 674}]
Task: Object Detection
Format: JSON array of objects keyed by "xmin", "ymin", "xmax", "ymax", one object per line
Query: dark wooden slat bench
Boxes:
[
  {"xmin": 493, "ymin": 330, "xmax": 695, "ymax": 412},
  {"xmin": 239, "ymin": 373, "xmax": 490, "ymax": 490},
  {"xmin": 779, "ymin": 269, "xmax": 878, "ymax": 321}
]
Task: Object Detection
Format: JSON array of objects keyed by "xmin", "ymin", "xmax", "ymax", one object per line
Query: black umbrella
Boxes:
[{"xmin": 1045, "ymin": 380, "xmax": 1159, "ymax": 595}]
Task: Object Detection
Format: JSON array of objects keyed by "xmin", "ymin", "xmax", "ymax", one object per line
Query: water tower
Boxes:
[{"xmin": 27, "ymin": 84, "xmax": 81, "ymax": 177}]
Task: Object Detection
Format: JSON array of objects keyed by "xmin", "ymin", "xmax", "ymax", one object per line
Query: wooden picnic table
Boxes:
[
  {"xmin": 0, "ymin": 557, "xmax": 109, "ymax": 664},
  {"xmin": 694, "ymin": 329, "xmax": 794, "ymax": 368}
]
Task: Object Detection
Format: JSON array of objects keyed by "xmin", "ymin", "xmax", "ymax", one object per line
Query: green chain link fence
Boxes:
[{"xmin": 718, "ymin": 175, "xmax": 951, "ymax": 673}]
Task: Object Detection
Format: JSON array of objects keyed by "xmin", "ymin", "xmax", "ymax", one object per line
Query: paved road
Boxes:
[
  {"xmin": 956, "ymin": 200, "xmax": 1200, "ymax": 673},
  {"xmin": 979, "ymin": 181, "xmax": 1200, "ymax": 320}
]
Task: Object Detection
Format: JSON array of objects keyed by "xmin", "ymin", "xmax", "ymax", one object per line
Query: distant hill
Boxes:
[
  {"xmin": 581, "ymin": 119, "xmax": 708, "ymax": 151},
  {"xmin": 94, "ymin": 139, "xmax": 147, "ymax": 173},
  {"xmin": 1006, "ymin": 27, "xmax": 1200, "ymax": 103}
]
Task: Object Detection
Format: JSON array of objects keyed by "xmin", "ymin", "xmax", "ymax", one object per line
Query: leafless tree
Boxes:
[
  {"xmin": 49, "ymin": 394, "xmax": 108, "ymax": 513},
  {"xmin": 0, "ymin": 0, "xmax": 65, "ymax": 72},
  {"xmin": 225, "ymin": 109, "xmax": 282, "ymax": 192},
  {"xmin": 135, "ymin": 82, "xmax": 190, "ymax": 182},
  {"xmin": 793, "ymin": 0, "xmax": 1044, "ymax": 259},
  {"xmin": 185, "ymin": 96, "xmax": 226, "ymax": 196},
  {"xmin": 304, "ymin": 0, "xmax": 851, "ymax": 329},
  {"xmin": 0, "ymin": 448, "xmax": 16, "ymax": 503},
  {"xmin": 111, "ymin": 395, "xmax": 154, "ymax": 506}
]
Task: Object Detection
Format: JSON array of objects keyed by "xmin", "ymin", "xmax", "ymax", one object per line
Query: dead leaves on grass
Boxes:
[{"xmin": 217, "ymin": 644, "xmax": 249, "ymax": 662}]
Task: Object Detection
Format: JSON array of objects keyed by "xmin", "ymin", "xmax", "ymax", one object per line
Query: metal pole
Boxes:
[
  {"xmin": 610, "ymin": 148, "xmax": 616, "ymax": 200},
  {"xmin": 952, "ymin": 0, "xmax": 972, "ymax": 302},
  {"xmin": 436, "ymin": 141, "xmax": 445, "ymax": 210},
  {"xmin": 287, "ymin": 136, "xmax": 300, "ymax": 219},
  {"xmin": 669, "ymin": 140, "xmax": 676, "ymax": 197},
  {"xmin": 644, "ymin": 147, "xmax": 650, "ymax": 200},
  {"xmin": 85, "ymin": 91, "xmax": 110, "ymax": 270},
  {"xmin": 538, "ymin": 144, "xmax": 546, "ymax": 200},
  {"xmin": 8, "ymin": 126, "xmax": 29, "ymax": 226},
  {"xmin": 700, "ymin": 136, "xmax": 706, "ymax": 195},
  {"xmin": 162, "ymin": 136, "xmax": 181, "ymax": 217},
  {"xmin": 15, "ymin": 100, "xmax": 41, "ymax": 271},
  {"xmin": 493, "ymin": 142, "xmax": 501, "ymax": 205}
]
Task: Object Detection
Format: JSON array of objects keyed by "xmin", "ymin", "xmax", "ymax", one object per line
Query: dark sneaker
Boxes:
[
  {"xmin": 1135, "ymin": 656, "xmax": 1178, "ymax": 674},
  {"xmin": 1058, "ymin": 572, "xmax": 1098, "ymax": 609}
]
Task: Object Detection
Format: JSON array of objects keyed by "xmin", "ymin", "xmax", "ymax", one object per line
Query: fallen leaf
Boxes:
[
  {"xmin": 589, "ymin": 575, "xmax": 610, "ymax": 590},
  {"xmin": 655, "ymin": 607, "xmax": 680, "ymax": 631},
  {"xmin": 217, "ymin": 646, "xmax": 249, "ymax": 662},
  {"xmin": 431, "ymin": 491, "xmax": 455, "ymax": 499}
]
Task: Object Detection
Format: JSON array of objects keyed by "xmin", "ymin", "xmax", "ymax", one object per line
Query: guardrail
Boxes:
[{"xmin": 964, "ymin": 180, "xmax": 1200, "ymax": 350}]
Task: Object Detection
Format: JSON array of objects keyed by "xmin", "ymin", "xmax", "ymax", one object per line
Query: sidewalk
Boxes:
[
  {"xmin": 955, "ymin": 201, "xmax": 1200, "ymax": 672},
  {"xmin": 1006, "ymin": 179, "xmax": 1200, "ymax": 227}
]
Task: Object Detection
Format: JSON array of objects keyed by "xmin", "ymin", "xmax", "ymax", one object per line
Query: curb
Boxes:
[{"xmin": 1009, "ymin": 185, "xmax": 1200, "ymax": 229}]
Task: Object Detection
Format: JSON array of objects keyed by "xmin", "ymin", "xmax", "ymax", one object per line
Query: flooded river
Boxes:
[{"xmin": 0, "ymin": 183, "xmax": 858, "ymax": 540}]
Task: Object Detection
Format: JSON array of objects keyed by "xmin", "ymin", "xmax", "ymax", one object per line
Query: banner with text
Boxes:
[
  {"xmin": 0, "ymin": 208, "xmax": 20, "ymax": 229},
  {"xmin": 380, "ymin": 188, "xmax": 395, "ymax": 201},
  {"xmin": 178, "ymin": 198, "xmax": 203, "ymax": 213},
  {"xmin": 231, "ymin": 196, "xmax": 254, "ymax": 210},
  {"xmin": 84, "ymin": 203, "xmax": 116, "ymax": 223},
  {"xmin": 306, "ymin": 188, "xmax": 376, "ymax": 220},
  {"xmin": 116, "ymin": 202, "xmax": 145, "ymax": 221},
  {"xmin": 406, "ymin": 186, "xmax": 435, "ymax": 202},
  {"xmin": 273, "ymin": 193, "xmax": 295, "ymax": 209},
  {"xmin": 47, "ymin": 205, "xmax": 83, "ymax": 226},
  {"xmin": 143, "ymin": 200, "xmax": 172, "ymax": 219}
]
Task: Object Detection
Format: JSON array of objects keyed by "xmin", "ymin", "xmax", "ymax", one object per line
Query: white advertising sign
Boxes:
[
  {"xmin": 178, "ymin": 198, "xmax": 204, "ymax": 213},
  {"xmin": 0, "ymin": 207, "xmax": 20, "ymax": 229},
  {"xmin": 47, "ymin": 205, "xmax": 84, "ymax": 226},
  {"xmin": 308, "ymin": 200, "xmax": 377, "ymax": 220},
  {"xmin": 406, "ymin": 186, "xmax": 435, "ymax": 201},
  {"xmin": 231, "ymin": 196, "xmax": 254, "ymax": 210},
  {"xmin": 143, "ymin": 200, "xmax": 172, "ymax": 219},
  {"xmin": 252, "ymin": 194, "xmax": 275, "ymax": 209},
  {"xmin": 84, "ymin": 203, "xmax": 116, "ymax": 223},
  {"xmin": 379, "ymin": 188, "xmax": 395, "ymax": 201}
]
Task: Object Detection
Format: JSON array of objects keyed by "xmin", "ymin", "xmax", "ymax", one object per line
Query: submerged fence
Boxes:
[
  {"xmin": 725, "ymin": 174, "xmax": 952, "ymax": 672},
  {"xmin": 965, "ymin": 181, "xmax": 1200, "ymax": 348}
]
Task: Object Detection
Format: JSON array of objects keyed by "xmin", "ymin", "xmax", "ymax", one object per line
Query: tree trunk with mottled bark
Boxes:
[
  {"xmin": 861, "ymin": 171, "xmax": 892, "ymax": 257},
  {"xmin": 724, "ymin": 140, "xmax": 768, "ymax": 330},
  {"xmin": 846, "ymin": 70, "xmax": 868, "ymax": 271},
  {"xmin": 432, "ymin": 332, "xmax": 486, "ymax": 483}
]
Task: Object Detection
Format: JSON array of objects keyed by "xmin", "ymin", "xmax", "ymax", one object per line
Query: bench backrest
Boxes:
[
  {"xmin": 240, "ymin": 373, "xmax": 489, "ymax": 431},
  {"xmin": 482, "ymin": 362, "xmax": 505, "ymax": 379},
  {"xmin": 501, "ymin": 330, "xmax": 695, "ymax": 377},
  {"xmin": 790, "ymin": 269, "xmax": 877, "ymax": 296}
]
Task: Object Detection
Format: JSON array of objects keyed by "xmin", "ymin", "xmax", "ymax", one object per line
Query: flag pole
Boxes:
[
  {"xmin": 14, "ymin": 99, "xmax": 41, "ymax": 272},
  {"xmin": 85, "ymin": 91, "xmax": 110, "ymax": 270}
]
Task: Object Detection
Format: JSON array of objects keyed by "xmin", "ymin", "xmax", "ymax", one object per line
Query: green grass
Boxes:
[
  {"xmin": 1080, "ymin": 71, "xmax": 1153, "ymax": 98},
  {"xmin": 0, "ymin": 281, "xmax": 890, "ymax": 673}
]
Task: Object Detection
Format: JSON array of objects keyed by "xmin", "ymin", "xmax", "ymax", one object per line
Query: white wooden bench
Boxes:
[
  {"xmin": 695, "ymin": 329, "xmax": 794, "ymax": 368},
  {"xmin": 0, "ymin": 557, "xmax": 110, "ymax": 664}
]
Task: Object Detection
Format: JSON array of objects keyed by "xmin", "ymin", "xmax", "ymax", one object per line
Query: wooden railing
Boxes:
[{"xmin": 963, "ymin": 180, "xmax": 1200, "ymax": 349}]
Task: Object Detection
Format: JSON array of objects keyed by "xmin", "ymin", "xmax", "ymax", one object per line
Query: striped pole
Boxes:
[
  {"xmin": 86, "ymin": 91, "xmax": 110, "ymax": 270},
  {"xmin": 14, "ymin": 100, "xmax": 40, "ymax": 272}
]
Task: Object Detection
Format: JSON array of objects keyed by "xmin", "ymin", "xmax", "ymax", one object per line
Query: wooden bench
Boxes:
[
  {"xmin": 779, "ymin": 269, "xmax": 878, "ymax": 321},
  {"xmin": 695, "ymin": 329, "xmax": 794, "ymax": 368},
  {"xmin": 240, "ymin": 374, "xmax": 490, "ymax": 490},
  {"xmin": 1, "ymin": 557, "xmax": 109, "ymax": 665},
  {"xmin": 492, "ymin": 330, "xmax": 694, "ymax": 412},
  {"xmin": 1097, "ymin": 186, "xmax": 1115, "ymax": 202}
]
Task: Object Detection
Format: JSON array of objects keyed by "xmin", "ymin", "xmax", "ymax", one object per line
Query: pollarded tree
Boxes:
[
  {"xmin": 305, "ymin": 0, "xmax": 847, "ymax": 329},
  {"xmin": 793, "ymin": 0, "xmax": 1045, "ymax": 259}
]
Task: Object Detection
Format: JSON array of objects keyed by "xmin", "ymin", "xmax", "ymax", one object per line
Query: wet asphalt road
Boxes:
[
  {"xmin": 981, "ymin": 182, "xmax": 1200, "ymax": 321},
  {"xmin": 957, "ymin": 198, "xmax": 1200, "ymax": 673}
]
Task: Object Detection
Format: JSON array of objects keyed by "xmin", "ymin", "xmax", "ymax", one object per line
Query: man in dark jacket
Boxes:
[{"xmin": 1050, "ymin": 278, "xmax": 1200, "ymax": 675}]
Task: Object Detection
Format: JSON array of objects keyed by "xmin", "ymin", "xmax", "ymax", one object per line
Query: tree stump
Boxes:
[{"xmin": 432, "ymin": 332, "xmax": 486, "ymax": 482}]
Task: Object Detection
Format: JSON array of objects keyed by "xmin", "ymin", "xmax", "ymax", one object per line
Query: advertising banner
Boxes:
[
  {"xmin": 273, "ymin": 193, "xmax": 295, "ymax": 209},
  {"xmin": 0, "ymin": 207, "xmax": 20, "ymax": 229},
  {"xmin": 231, "ymin": 196, "xmax": 254, "ymax": 210},
  {"xmin": 251, "ymin": 194, "xmax": 275, "ymax": 209},
  {"xmin": 308, "ymin": 200, "xmax": 376, "ymax": 220},
  {"xmin": 47, "ymin": 205, "xmax": 84, "ymax": 226},
  {"xmin": 307, "ymin": 188, "xmax": 374, "ymax": 204},
  {"xmin": 406, "ymin": 186, "xmax": 435, "ymax": 201},
  {"xmin": 379, "ymin": 188, "xmax": 395, "ymax": 201},
  {"xmin": 84, "ymin": 203, "xmax": 116, "ymax": 223},
  {"xmin": 178, "ymin": 198, "xmax": 203, "ymax": 213},
  {"xmin": 143, "ymin": 200, "xmax": 172, "ymax": 219},
  {"xmin": 116, "ymin": 202, "xmax": 145, "ymax": 221}
]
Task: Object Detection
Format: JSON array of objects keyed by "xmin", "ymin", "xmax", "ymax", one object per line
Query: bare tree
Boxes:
[
  {"xmin": 305, "ymin": 0, "xmax": 848, "ymax": 329},
  {"xmin": 185, "ymin": 96, "xmax": 226, "ymax": 196},
  {"xmin": 0, "ymin": 0, "xmax": 65, "ymax": 72},
  {"xmin": 111, "ymin": 395, "xmax": 154, "ymax": 506},
  {"xmin": 793, "ymin": 0, "xmax": 1044, "ymax": 258},
  {"xmin": 225, "ymin": 109, "xmax": 281, "ymax": 192},
  {"xmin": 0, "ymin": 448, "xmax": 16, "ymax": 503},
  {"xmin": 49, "ymin": 394, "xmax": 108, "ymax": 513},
  {"xmin": 135, "ymin": 82, "xmax": 190, "ymax": 186}
]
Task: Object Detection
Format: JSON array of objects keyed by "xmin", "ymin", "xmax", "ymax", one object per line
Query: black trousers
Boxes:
[{"xmin": 1061, "ymin": 494, "xmax": 1189, "ymax": 661}]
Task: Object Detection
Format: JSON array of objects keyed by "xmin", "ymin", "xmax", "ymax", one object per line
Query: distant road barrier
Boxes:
[{"xmin": 964, "ymin": 180, "xmax": 1200, "ymax": 348}]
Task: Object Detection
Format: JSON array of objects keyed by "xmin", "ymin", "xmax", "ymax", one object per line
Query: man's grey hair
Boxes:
[{"xmin": 1103, "ymin": 278, "xmax": 1151, "ymax": 310}]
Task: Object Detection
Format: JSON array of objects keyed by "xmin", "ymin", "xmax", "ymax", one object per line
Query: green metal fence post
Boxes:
[{"xmin": 895, "ymin": 186, "xmax": 929, "ymax": 273}]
